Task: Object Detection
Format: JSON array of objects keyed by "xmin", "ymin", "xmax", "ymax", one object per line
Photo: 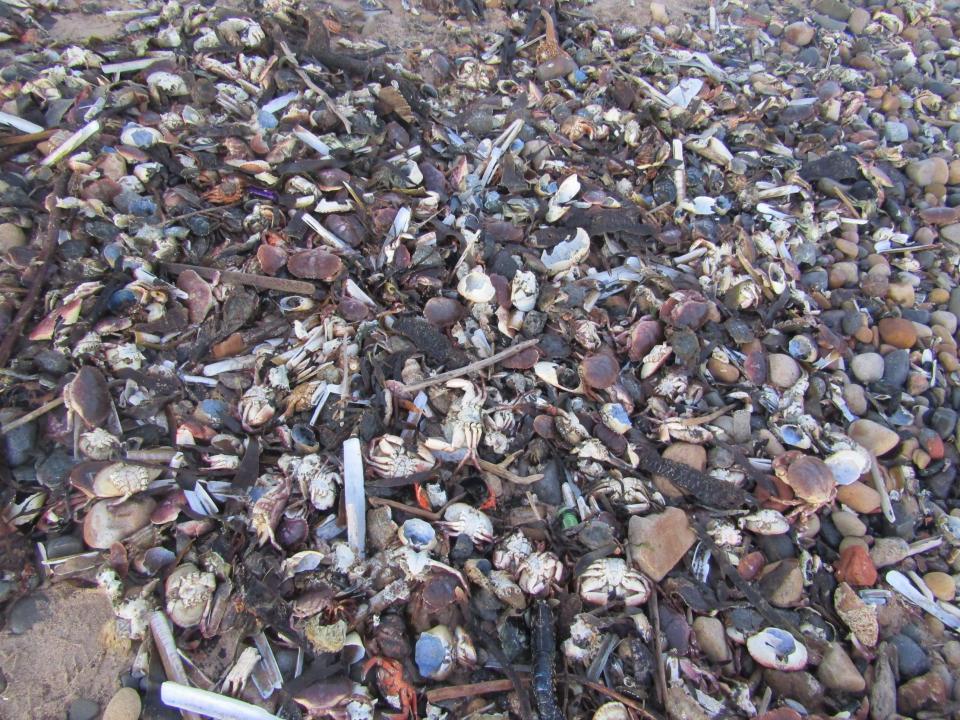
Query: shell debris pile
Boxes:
[{"xmin": 2, "ymin": 0, "xmax": 960, "ymax": 718}]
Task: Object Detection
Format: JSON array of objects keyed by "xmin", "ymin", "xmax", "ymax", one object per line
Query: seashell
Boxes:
[
  {"xmin": 824, "ymin": 448, "xmax": 870, "ymax": 486},
  {"xmin": 746, "ymin": 627, "xmax": 807, "ymax": 670},
  {"xmin": 120, "ymin": 124, "xmax": 163, "ymax": 149},
  {"xmin": 83, "ymin": 497, "xmax": 156, "ymax": 549},
  {"xmin": 787, "ymin": 335, "xmax": 818, "ymax": 363},
  {"xmin": 398, "ymin": 518, "xmax": 437, "ymax": 552},
  {"xmin": 510, "ymin": 270, "xmax": 538, "ymax": 312},
  {"xmin": 146, "ymin": 71, "xmax": 189, "ymax": 96},
  {"xmin": 415, "ymin": 625, "xmax": 454, "ymax": 680},
  {"xmin": 279, "ymin": 296, "xmax": 315, "ymax": 314},
  {"xmin": 553, "ymin": 174, "xmax": 581, "ymax": 204},
  {"xmin": 593, "ymin": 702, "xmax": 630, "ymax": 720},
  {"xmin": 457, "ymin": 269, "xmax": 496, "ymax": 303},
  {"xmin": 541, "ymin": 227, "xmax": 590, "ymax": 274}
]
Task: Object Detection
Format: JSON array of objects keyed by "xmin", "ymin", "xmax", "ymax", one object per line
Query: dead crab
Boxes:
[
  {"xmin": 249, "ymin": 474, "xmax": 292, "ymax": 548},
  {"xmin": 238, "ymin": 384, "xmax": 275, "ymax": 432},
  {"xmin": 279, "ymin": 454, "xmax": 340, "ymax": 511},
  {"xmin": 578, "ymin": 558, "xmax": 651, "ymax": 607},
  {"xmin": 62, "ymin": 366, "xmax": 114, "ymax": 456},
  {"xmin": 223, "ymin": 646, "xmax": 261, "ymax": 696},
  {"xmin": 440, "ymin": 503, "xmax": 494, "ymax": 545},
  {"xmin": 293, "ymin": 677, "xmax": 375, "ymax": 720},
  {"xmin": 424, "ymin": 379, "xmax": 486, "ymax": 469},
  {"xmin": 516, "ymin": 551, "xmax": 564, "ymax": 596},
  {"xmin": 165, "ymin": 562, "xmax": 216, "ymax": 628},
  {"xmin": 492, "ymin": 530, "xmax": 535, "ymax": 574},
  {"xmin": 772, "ymin": 451, "xmax": 838, "ymax": 521},
  {"xmin": 91, "ymin": 462, "xmax": 163, "ymax": 504},
  {"xmin": 590, "ymin": 475, "xmax": 652, "ymax": 513},
  {"xmin": 78, "ymin": 427, "xmax": 121, "ymax": 460},
  {"xmin": 367, "ymin": 435, "xmax": 436, "ymax": 478}
]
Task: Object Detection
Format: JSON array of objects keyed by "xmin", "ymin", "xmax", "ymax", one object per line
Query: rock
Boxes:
[
  {"xmin": 36, "ymin": 449, "xmax": 76, "ymax": 489},
  {"xmin": 907, "ymin": 157, "xmax": 950, "ymax": 187},
  {"xmin": 930, "ymin": 407, "xmax": 958, "ymax": 439},
  {"xmin": 693, "ymin": 616, "xmax": 730, "ymax": 663},
  {"xmin": 923, "ymin": 571, "xmax": 956, "ymax": 601},
  {"xmin": 878, "ymin": 317, "xmax": 918, "ymax": 348},
  {"xmin": 0, "ymin": 223, "xmax": 26, "ymax": 252},
  {"xmin": 103, "ymin": 687, "xmax": 141, "ymax": 720},
  {"xmin": 831, "ymin": 510, "xmax": 867, "ymax": 537},
  {"xmin": 784, "ymin": 21, "xmax": 815, "ymax": 46},
  {"xmin": 834, "ymin": 545, "xmax": 877, "ymax": 586},
  {"xmin": 891, "ymin": 633, "xmax": 931, "ymax": 679},
  {"xmin": 829, "ymin": 261, "xmax": 860, "ymax": 287},
  {"xmin": 870, "ymin": 537, "xmax": 910, "ymax": 568},
  {"xmin": 628, "ymin": 507, "xmax": 696, "ymax": 582},
  {"xmin": 8, "ymin": 593, "xmax": 46, "ymax": 635},
  {"xmin": 843, "ymin": 383, "xmax": 868, "ymax": 415},
  {"xmin": 1, "ymin": 414, "xmax": 35, "ymax": 467},
  {"xmin": 83, "ymin": 497, "xmax": 156, "ymax": 549},
  {"xmin": 943, "ymin": 640, "xmax": 960, "ymax": 668},
  {"xmin": 817, "ymin": 642, "xmax": 865, "ymax": 693},
  {"xmin": 814, "ymin": 0, "xmax": 850, "ymax": 20},
  {"xmin": 835, "ymin": 582, "xmax": 879, "ymax": 647},
  {"xmin": 836, "ymin": 482, "xmax": 881, "ymax": 514},
  {"xmin": 848, "ymin": 7, "xmax": 870, "ymax": 33},
  {"xmin": 68, "ymin": 699, "xmax": 100, "ymax": 720},
  {"xmin": 899, "ymin": 672, "xmax": 948, "ymax": 714},
  {"xmin": 768, "ymin": 353, "xmax": 801, "ymax": 388},
  {"xmin": 882, "ymin": 348, "xmax": 911, "ymax": 387},
  {"xmin": 759, "ymin": 560, "xmax": 804, "ymax": 607},
  {"xmin": 942, "ymin": 223, "xmax": 960, "ymax": 244},
  {"xmin": 848, "ymin": 419, "xmax": 900, "ymax": 455},
  {"xmin": 851, "ymin": 353, "xmax": 884, "ymax": 383},
  {"xmin": 46, "ymin": 534, "xmax": 84, "ymax": 559},
  {"xmin": 654, "ymin": 442, "xmax": 706, "ymax": 498},
  {"xmin": 536, "ymin": 54, "xmax": 577, "ymax": 81},
  {"xmin": 883, "ymin": 121, "xmax": 909, "ymax": 143},
  {"xmin": 707, "ymin": 357, "xmax": 739, "ymax": 383},
  {"xmin": 931, "ymin": 310, "xmax": 958, "ymax": 334},
  {"xmin": 763, "ymin": 670, "xmax": 824, "ymax": 709}
]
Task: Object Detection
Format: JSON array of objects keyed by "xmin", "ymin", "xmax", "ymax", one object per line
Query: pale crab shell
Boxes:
[
  {"xmin": 492, "ymin": 530, "xmax": 534, "ymax": 573},
  {"xmin": 510, "ymin": 270, "xmax": 538, "ymax": 312},
  {"xmin": 442, "ymin": 503, "xmax": 494, "ymax": 545},
  {"xmin": 562, "ymin": 614, "xmax": 603, "ymax": 663},
  {"xmin": 739, "ymin": 509, "xmax": 790, "ymax": 536},
  {"xmin": 93, "ymin": 462, "xmax": 163, "ymax": 498},
  {"xmin": 120, "ymin": 124, "xmax": 163, "ymax": 149},
  {"xmin": 165, "ymin": 563, "xmax": 216, "ymax": 628},
  {"xmin": 516, "ymin": 551, "xmax": 563, "ymax": 596},
  {"xmin": 578, "ymin": 558, "xmax": 651, "ymax": 607},
  {"xmin": 78, "ymin": 428, "xmax": 121, "ymax": 460},
  {"xmin": 457, "ymin": 269, "xmax": 496, "ymax": 304},
  {"xmin": 146, "ymin": 71, "xmax": 190, "ymax": 96},
  {"xmin": 541, "ymin": 227, "xmax": 590, "ymax": 274}
]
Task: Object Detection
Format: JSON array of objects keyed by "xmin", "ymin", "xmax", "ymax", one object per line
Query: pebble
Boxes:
[
  {"xmin": 8, "ymin": 593, "xmax": 46, "ymax": 635},
  {"xmin": 931, "ymin": 310, "xmax": 958, "ymax": 334},
  {"xmin": 0, "ymin": 222, "xmax": 26, "ymax": 252},
  {"xmin": 942, "ymin": 223, "xmax": 960, "ymax": 244},
  {"xmin": 891, "ymin": 634, "xmax": 932, "ymax": 678},
  {"xmin": 930, "ymin": 407, "xmax": 958, "ymax": 439},
  {"xmin": 628, "ymin": 508, "xmax": 696, "ymax": 582},
  {"xmin": 784, "ymin": 21, "xmax": 815, "ymax": 46},
  {"xmin": 870, "ymin": 537, "xmax": 910, "ymax": 568},
  {"xmin": 883, "ymin": 121, "xmax": 909, "ymax": 143},
  {"xmin": 923, "ymin": 571, "xmax": 956, "ymax": 601},
  {"xmin": 907, "ymin": 157, "xmax": 950, "ymax": 187},
  {"xmin": 68, "ymin": 699, "xmax": 100, "ymax": 720},
  {"xmin": 760, "ymin": 560, "xmax": 804, "ymax": 607},
  {"xmin": 706, "ymin": 357, "xmax": 739, "ymax": 383},
  {"xmin": 46, "ymin": 534, "xmax": 84, "ymax": 559},
  {"xmin": 817, "ymin": 642, "xmax": 866, "ymax": 693},
  {"xmin": 1, "ymin": 415, "xmax": 35, "ymax": 467},
  {"xmin": 829, "ymin": 261, "xmax": 860, "ymax": 287},
  {"xmin": 850, "ymin": 353, "xmax": 884, "ymax": 383},
  {"xmin": 882, "ymin": 349, "xmax": 911, "ymax": 388},
  {"xmin": 103, "ymin": 687, "xmax": 141, "ymax": 720},
  {"xmin": 768, "ymin": 353, "xmax": 801, "ymax": 388},
  {"xmin": 834, "ymin": 544, "xmax": 877, "ymax": 586},
  {"xmin": 899, "ymin": 672, "xmax": 948, "ymax": 714},
  {"xmin": 693, "ymin": 616, "xmax": 730, "ymax": 663},
  {"xmin": 848, "ymin": 419, "xmax": 900, "ymax": 455},
  {"xmin": 842, "ymin": 383, "xmax": 868, "ymax": 415},
  {"xmin": 836, "ymin": 481, "xmax": 882, "ymax": 513},
  {"xmin": 831, "ymin": 510, "xmax": 867, "ymax": 537},
  {"xmin": 848, "ymin": 7, "xmax": 870, "ymax": 33},
  {"xmin": 943, "ymin": 640, "xmax": 960, "ymax": 668},
  {"xmin": 877, "ymin": 317, "xmax": 918, "ymax": 348}
]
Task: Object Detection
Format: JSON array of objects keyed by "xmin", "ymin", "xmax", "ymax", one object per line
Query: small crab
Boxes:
[
  {"xmin": 293, "ymin": 677, "xmax": 375, "ymax": 720},
  {"xmin": 62, "ymin": 366, "xmax": 113, "ymax": 456},
  {"xmin": 291, "ymin": 587, "xmax": 354, "ymax": 625},
  {"xmin": 249, "ymin": 474, "xmax": 292, "ymax": 548},
  {"xmin": 492, "ymin": 530, "xmax": 534, "ymax": 574},
  {"xmin": 78, "ymin": 427, "xmax": 121, "ymax": 460},
  {"xmin": 516, "ymin": 551, "xmax": 564, "ymax": 596},
  {"xmin": 165, "ymin": 563, "xmax": 216, "ymax": 628},
  {"xmin": 772, "ymin": 451, "xmax": 838, "ymax": 521},
  {"xmin": 424, "ymin": 379, "xmax": 486, "ymax": 469},
  {"xmin": 91, "ymin": 462, "xmax": 162, "ymax": 504},
  {"xmin": 578, "ymin": 558, "xmax": 651, "ymax": 607},
  {"xmin": 367, "ymin": 435, "xmax": 436, "ymax": 478},
  {"xmin": 440, "ymin": 503, "xmax": 494, "ymax": 545},
  {"xmin": 223, "ymin": 646, "xmax": 261, "ymax": 696},
  {"xmin": 279, "ymin": 454, "xmax": 340, "ymax": 511},
  {"xmin": 238, "ymin": 385, "xmax": 275, "ymax": 432},
  {"xmin": 591, "ymin": 475, "xmax": 652, "ymax": 513},
  {"xmin": 363, "ymin": 656, "xmax": 418, "ymax": 719}
]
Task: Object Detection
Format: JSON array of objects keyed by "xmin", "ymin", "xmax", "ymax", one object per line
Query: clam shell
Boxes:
[
  {"xmin": 746, "ymin": 627, "xmax": 807, "ymax": 671},
  {"xmin": 457, "ymin": 269, "xmax": 496, "ymax": 303}
]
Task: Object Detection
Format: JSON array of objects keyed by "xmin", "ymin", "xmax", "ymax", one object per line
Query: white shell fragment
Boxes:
[
  {"xmin": 510, "ymin": 270, "xmax": 538, "ymax": 312},
  {"xmin": 457, "ymin": 269, "xmax": 496, "ymax": 303},
  {"xmin": 739, "ymin": 509, "xmax": 790, "ymax": 536},
  {"xmin": 825, "ymin": 448, "xmax": 872, "ymax": 486},
  {"xmin": 746, "ymin": 627, "xmax": 808, "ymax": 671},
  {"xmin": 541, "ymin": 227, "xmax": 590, "ymax": 274}
]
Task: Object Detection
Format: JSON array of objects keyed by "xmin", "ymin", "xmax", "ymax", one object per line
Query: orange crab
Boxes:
[{"xmin": 362, "ymin": 656, "xmax": 418, "ymax": 720}]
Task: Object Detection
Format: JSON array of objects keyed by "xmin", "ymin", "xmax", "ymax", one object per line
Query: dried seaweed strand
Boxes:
[
  {"xmin": 627, "ymin": 448, "xmax": 755, "ymax": 509},
  {"xmin": 163, "ymin": 262, "xmax": 317, "ymax": 295},
  {"xmin": 399, "ymin": 338, "xmax": 539, "ymax": 393},
  {"xmin": 0, "ymin": 173, "xmax": 68, "ymax": 369},
  {"xmin": 425, "ymin": 679, "xmax": 517, "ymax": 703}
]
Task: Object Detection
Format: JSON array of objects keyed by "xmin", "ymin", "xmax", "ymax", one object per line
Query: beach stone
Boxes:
[
  {"xmin": 693, "ymin": 616, "xmax": 730, "ymax": 663},
  {"xmin": 829, "ymin": 261, "xmax": 860, "ymax": 287},
  {"xmin": 0, "ymin": 223, "xmax": 25, "ymax": 252},
  {"xmin": 907, "ymin": 157, "xmax": 950, "ymax": 187},
  {"xmin": 817, "ymin": 642, "xmax": 866, "ymax": 693},
  {"xmin": 103, "ymin": 687, "xmax": 141, "ymax": 720},
  {"xmin": 930, "ymin": 407, "xmax": 958, "ymax": 439},
  {"xmin": 832, "ymin": 510, "xmax": 867, "ymax": 537},
  {"xmin": 899, "ymin": 672, "xmax": 948, "ymax": 714},
  {"xmin": 784, "ymin": 21, "xmax": 815, "ymax": 45},
  {"xmin": 848, "ymin": 419, "xmax": 900, "ymax": 455},
  {"xmin": 931, "ymin": 310, "xmax": 958, "ymax": 334},
  {"xmin": 768, "ymin": 353, "xmax": 801, "ymax": 388},
  {"xmin": 8, "ymin": 593, "xmax": 46, "ymax": 635},
  {"xmin": 836, "ymin": 482, "xmax": 881, "ymax": 514},
  {"xmin": 883, "ymin": 121, "xmax": 909, "ymax": 143},
  {"xmin": 851, "ymin": 353, "xmax": 884, "ymax": 383},
  {"xmin": 891, "ymin": 633, "xmax": 931, "ymax": 678},
  {"xmin": 870, "ymin": 537, "xmax": 910, "ymax": 568},
  {"xmin": 68, "ymin": 699, "xmax": 100, "ymax": 720},
  {"xmin": 834, "ymin": 544, "xmax": 877, "ymax": 586},
  {"xmin": 924, "ymin": 572, "xmax": 956, "ymax": 601},
  {"xmin": 760, "ymin": 560, "xmax": 804, "ymax": 607},
  {"xmin": 942, "ymin": 223, "xmax": 960, "ymax": 244},
  {"xmin": 843, "ymin": 383, "xmax": 868, "ymax": 415},
  {"xmin": 848, "ymin": 7, "xmax": 870, "ymax": 33},
  {"xmin": 878, "ymin": 317, "xmax": 917, "ymax": 348},
  {"xmin": 882, "ymin": 349, "xmax": 910, "ymax": 387},
  {"xmin": 628, "ymin": 508, "xmax": 696, "ymax": 582}
]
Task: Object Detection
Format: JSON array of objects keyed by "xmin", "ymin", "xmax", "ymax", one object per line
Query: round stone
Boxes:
[
  {"xmin": 907, "ymin": 157, "xmax": 950, "ymax": 188},
  {"xmin": 891, "ymin": 634, "xmax": 931, "ymax": 679},
  {"xmin": 784, "ymin": 21, "xmax": 815, "ymax": 46},
  {"xmin": 768, "ymin": 353, "xmax": 801, "ymax": 388},
  {"xmin": 924, "ymin": 572, "xmax": 956, "ymax": 601},
  {"xmin": 848, "ymin": 7, "xmax": 869, "ymax": 33},
  {"xmin": 836, "ymin": 481, "xmax": 882, "ymax": 514},
  {"xmin": 817, "ymin": 642, "xmax": 866, "ymax": 693},
  {"xmin": 848, "ymin": 419, "xmax": 900, "ymax": 455},
  {"xmin": 0, "ymin": 223, "xmax": 26, "ymax": 252},
  {"xmin": 883, "ymin": 121, "xmax": 909, "ymax": 143},
  {"xmin": 68, "ymin": 699, "xmax": 100, "ymax": 720},
  {"xmin": 870, "ymin": 537, "xmax": 910, "ymax": 568},
  {"xmin": 843, "ymin": 383, "xmax": 868, "ymax": 416},
  {"xmin": 851, "ymin": 353, "xmax": 884, "ymax": 383},
  {"xmin": 103, "ymin": 687, "xmax": 141, "ymax": 720},
  {"xmin": 878, "ymin": 318, "xmax": 918, "ymax": 348},
  {"xmin": 931, "ymin": 310, "xmax": 958, "ymax": 335},
  {"xmin": 693, "ymin": 616, "xmax": 730, "ymax": 663},
  {"xmin": 831, "ymin": 510, "xmax": 867, "ymax": 537}
]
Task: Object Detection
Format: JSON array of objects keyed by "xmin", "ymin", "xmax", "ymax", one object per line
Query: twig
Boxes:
[
  {"xmin": 161, "ymin": 201, "xmax": 241, "ymax": 227},
  {"xmin": 650, "ymin": 590, "xmax": 667, "ymax": 709},
  {"xmin": 425, "ymin": 679, "xmax": 519, "ymax": 703},
  {"xmin": 0, "ymin": 174, "xmax": 68, "ymax": 369},
  {"xmin": 567, "ymin": 677, "xmax": 661, "ymax": 720},
  {"xmin": 162, "ymin": 262, "xmax": 318, "ymax": 295},
  {"xmin": 368, "ymin": 496, "xmax": 441, "ymax": 521},
  {"xmin": 275, "ymin": 39, "xmax": 352, "ymax": 133},
  {"xmin": 399, "ymin": 338, "xmax": 540, "ymax": 394},
  {"xmin": 477, "ymin": 457, "xmax": 544, "ymax": 485},
  {"xmin": 0, "ymin": 397, "xmax": 64, "ymax": 435},
  {"xmin": 0, "ymin": 129, "xmax": 57, "ymax": 147}
]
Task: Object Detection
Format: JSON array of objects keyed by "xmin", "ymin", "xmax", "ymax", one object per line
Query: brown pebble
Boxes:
[
  {"xmin": 836, "ymin": 481, "xmax": 882, "ymax": 514},
  {"xmin": 834, "ymin": 545, "xmax": 877, "ymax": 587},
  {"xmin": 923, "ymin": 572, "xmax": 957, "ymax": 601},
  {"xmin": 887, "ymin": 282, "xmax": 916, "ymax": 306},
  {"xmin": 103, "ymin": 687, "xmax": 141, "ymax": 720},
  {"xmin": 707, "ymin": 357, "xmax": 739, "ymax": 383},
  {"xmin": 931, "ymin": 288, "xmax": 951, "ymax": 304},
  {"xmin": 878, "ymin": 317, "xmax": 918, "ymax": 348}
]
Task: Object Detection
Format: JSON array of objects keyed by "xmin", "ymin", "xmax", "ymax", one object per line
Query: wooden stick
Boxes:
[
  {"xmin": 0, "ymin": 129, "xmax": 57, "ymax": 147},
  {"xmin": 425, "ymin": 679, "xmax": 518, "ymax": 703},
  {"xmin": 0, "ymin": 397, "xmax": 64, "ymax": 435},
  {"xmin": 399, "ymin": 338, "xmax": 540, "ymax": 394},
  {"xmin": 568, "ymin": 677, "xmax": 660, "ymax": 720},
  {"xmin": 477, "ymin": 457, "xmax": 544, "ymax": 486},
  {"xmin": 161, "ymin": 201, "xmax": 241, "ymax": 227},
  {"xmin": 0, "ymin": 174, "xmax": 68, "ymax": 369},
  {"xmin": 162, "ymin": 262, "xmax": 317, "ymax": 295},
  {"xmin": 368, "ymin": 496, "xmax": 440, "ymax": 521}
]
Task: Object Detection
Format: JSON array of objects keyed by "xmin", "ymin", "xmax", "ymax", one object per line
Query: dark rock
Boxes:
[
  {"xmin": 68, "ymin": 698, "xmax": 100, "ymax": 720},
  {"xmin": 1, "ymin": 417, "xmax": 35, "ymax": 467},
  {"xmin": 32, "ymin": 349, "xmax": 71, "ymax": 375},
  {"xmin": 930, "ymin": 407, "xmax": 958, "ymax": 438},
  {"xmin": 45, "ymin": 535, "xmax": 84, "ymax": 559},
  {"xmin": 891, "ymin": 633, "xmax": 931, "ymax": 679},
  {"xmin": 36, "ymin": 449, "xmax": 77, "ymax": 489},
  {"xmin": 7, "ymin": 593, "xmax": 46, "ymax": 635},
  {"xmin": 882, "ymin": 349, "xmax": 910, "ymax": 387},
  {"xmin": 800, "ymin": 152, "xmax": 861, "ymax": 182}
]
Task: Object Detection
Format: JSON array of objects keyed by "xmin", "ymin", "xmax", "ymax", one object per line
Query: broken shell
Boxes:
[
  {"xmin": 165, "ymin": 562, "xmax": 216, "ymax": 628},
  {"xmin": 740, "ymin": 509, "xmax": 790, "ymax": 536},
  {"xmin": 600, "ymin": 403, "xmax": 631, "ymax": 434},
  {"xmin": 120, "ymin": 124, "xmax": 163, "ymax": 149},
  {"xmin": 457, "ymin": 269, "xmax": 496, "ymax": 303},
  {"xmin": 541, "ymin": 227, "xmax": 590, "ymax": 274},
  {"xmin": 787, "ymin": 335, "xmax": 818, "ymax": 363},
  {"xmin": 399, "ymin": 518, "xmax": 437, "ymax": 552},
  {"xmin": 83, "ymin": 497, "xmax": 156, "ymax": 549},
  {"xmin": 510, "ymin": 270, "xmax": 538, "ymax": 312},
  {"xmin": 593, "ymin": 702, "xmax": 630, "ymax": 720},
  {"xmin": 781, "ymin": 455, "xmax": 837, "ymax": 504},
  {"xmin": 415, "ymin": 625, "xmax": 454, "ymax": 680},
  {"xmin": 746, "ymin": 627, "xmax": 808, "ymax": 671},
  {"xmin": 92, "ymin": 462, "xmax": 163, "ymax": 499},
  {"xmin": 824, "ymin": 449, "xmax": 871, "ymax": 486}
]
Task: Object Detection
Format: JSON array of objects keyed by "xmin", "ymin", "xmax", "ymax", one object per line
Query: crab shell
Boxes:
[
  {"xmin": 578, "ymin": 558, "xmax": 651, "ymax": 607},
  {"xmin": 492, "ymin": 530, "xmax": 534, "ymax": 573},
  {"xmin": 63, "ymin": 366, "xmax": 112, "ymax": 428},
  {"xmin": 441, "ymin": 503, "xmax": 494, "ymax": 545},
  {"xmin": 774, "ymin": 452, "xmax": 837, "ymax": 505},
  {"xmin": 516, "ymin": 551, "xmax": 564, "ymax": 596},
  {"xmin": 165, "ymin": 563, "xmax": 216, "ymax": 628},
  {"xmin": 92, "ymin": 462, "xmax": 163, "ymax": 499}
]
